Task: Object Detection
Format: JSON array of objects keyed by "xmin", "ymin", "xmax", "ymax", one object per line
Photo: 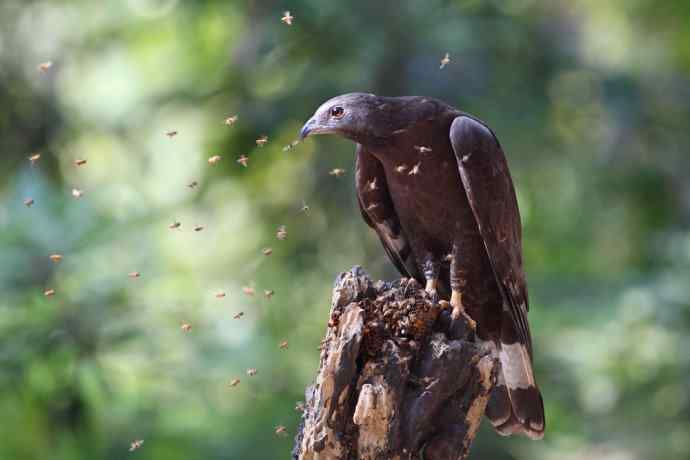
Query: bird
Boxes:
[{"xmin": 299, "ymin": 93, "xmax": 544, "ymax": 440}]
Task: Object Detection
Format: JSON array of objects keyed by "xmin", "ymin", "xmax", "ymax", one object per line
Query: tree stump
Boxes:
[{"xmin": 293, "ymin": 266, "xmax": 498, "ymax": 460}]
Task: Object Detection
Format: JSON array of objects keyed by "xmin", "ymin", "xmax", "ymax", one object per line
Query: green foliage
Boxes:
[{"xmin": 1, "ymin": 0, "xmax": 689, "ymax": 458}]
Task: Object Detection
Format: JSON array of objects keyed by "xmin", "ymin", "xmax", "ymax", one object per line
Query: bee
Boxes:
[
  {"xmin": 215, "ymin": 291, "xmax": 227, "ymax": 299},
  {"xmin": 168, "ymin": 221, "xmax": 181, "ymax": 230},
  {"xmin": 329, "ymin": 168, "xmax": 346, "ymax": 177},
  {"xmin": 281, "ymin": 11, "xmax": 294, "ymax": 26},
  {"xmin": 242, "ymin": 286, "xmax": 255, "ymax": 296},
  {"xmin": 224, "ymin": 115, "xmax": 238, "ymax": 126},
  {"xmin": 71, "ymin": 188, "xmax": 84, "ymax": 199},
  {"xmin": 44, "ymin": 288, "xmax": 55, "ymax": 297},
  {"xmin": 228, "ymin": 378, "xmax": 240, "ymax": 387},
  {"xmin": 233, "ymin": 311, "xmax": 244, "ymax": 319},
  {"xmin": 440, "ymin": 52, "xmax": 451, "ymax": 69},
  {"xmin": 276, "ymin": 225, "xmax": 287, "ymax": 240},
  {"xmin": 187, "ymin": 180, "xmax": 198, "ymax": 189},
  {"xmin": 246, "ymin": 368, "xmax": 257, "ymax": 376},
  {"xmin": 282, "ymin": 140, "xmax": 300, "ymax": 151},
  {"xmin": 395, "ymin": 164, "xmax": 408, "ymax": 174},
  {"xmin": 193, "ymin": 225, "xmax": 205, "ymax": 232},
  {"xmin": 413, "ymin": 145, "xmax": 432, "ymax": 154},
  {"xmin": 165, "ymin": 130, "xmax": 178, "ymax": 138},
  {"xmin": 299, "ymin": 200, "xmax": 310, "ymax": 214},
  {"xmin": 73, "ymin": 159, "xmax": 87, "ymax": 166},
  {"xmin": 408, "ymin": 162, "xmax": 421, "ymax": 176},
  {"xmin": 262, "ymin": 247, "xmax": 273, "ymax": 256},
  {"xmin": 49, "ymin": 254, "xmax": 63, "ymax": 263},
  {"xmin": 444, "ymin": 253, "xmax": 454, "ymax": 262},
  {"xmin": 24, "ymin": 198, "xmax": 35, "ymax": 207},
  {"xmin": 255, "ymin": 135, "xmax": 269, "ymax": 147},
  {"xmin": 295, "ymin": 401, "xmax": 305, "ymax": 412},
  {"xmin": 368, "ymin": 178, "xmax": 378, "ymax": 191},
  {"xmin": 128, "ymin": 271, "xmax": 141, "ymax": 278},
  {"xmin": 28, "ymin": 153, "xmax": 41, "ymax": 165},
  {"xmin": 279, "ymin": 340, "xmax": 289, "ymax": 349},
  {"xmin": 208, "ymin": 155, "xmax": 222, "ymax": 165},
  {"xmin": 129, "ymin": 440, "xmax": 144, "ymax": 452},
  {"xmin": 366, "ymin": 203, "xmax": 379, "ymax": 211},
  {"xmin": 237, "ymin": 155, "xmax": 249, "ymax": 167},
  {"xmin": 264, "ymin": 290, "xmax": 274, "ymax": 300},
  {"xmin": 274, "ymin": 425, "xmax": 288, "ymax": 437},
  {"xmin": 181, "ymin": 323, "xmax": 192, "ymax": 332},
  {"xmin": 38, "ymin": 61, "xmax": 53, "ymax": 73}
]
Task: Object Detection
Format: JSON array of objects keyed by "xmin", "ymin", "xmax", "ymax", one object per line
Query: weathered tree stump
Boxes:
[{"xmin": 293, "ymin": 267, "xmax": 498, "ymax": 460}]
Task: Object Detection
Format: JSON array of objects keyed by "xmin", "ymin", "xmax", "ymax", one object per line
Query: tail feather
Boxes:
[{"xmin": 485, "ymin": 341, "xmax": 545, "ymax": 440}]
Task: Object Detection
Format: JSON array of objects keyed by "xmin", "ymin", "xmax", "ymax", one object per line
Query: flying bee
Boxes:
[
  {"xmin": 44, "ymin": 288, "xmax": 55, "ymax": 297},
  {"xmin": 224, "ymin": 115, "xmax": 238, "ymax": 126},
  {"xmin": 299, "ymin": 200, "xmax": 310, "ymax": 214},
  {"xmin": 413, "ymin": 145, "xmax": 432, "ymax": 154},
  {"xmin": 233, "ymin": 311, "xmax": 244, "ymax": 319},
  {"xmin": 208, "ymin": 155, "xmax": 222, "ymax": 165},
  {"xmin": 329, "ymin": 168, "xmax": 346, "ymax": 177},
  {"xmin": 262, "ymin": 247, "xmax": 273, "ymax": 256},
  {"xmin": 264, "ymin": 290, "xmax": 274, "ymax": 299},
  {"xmin": 215, "ymin": 291, "xmax": 227, "ymax": 299},
  {"xmin": 282, "ymin": 140, "xmax": 300, "ymax": 151},
  {"xmin": 193, "ymin": 225, "xmax": 205, "ymax": 232},
  {"xmin": 181, "ymin": 323, "xmax": 192, "ymax": 332},
  {"xmin": 246, "ymin": 368, "xmax": 257, "ymax": 376},
  {"xmin": 276, "ymin": 225, "xmax": 287, "ymax": 240},
  {"xmin": 408, "ymin": 162, "xmax": 421, "ymax": 176},
  {"xmin": 295, "ymin": 401, "xmax": 305, "ymax": 412},
  {"xmin": 73, "ymin": 159, "xmax": 87, "ymax": 166},
  {"xmin": 395, "ymin": 164, "xmax": 408, "ymax": 174},
  {"xmin": 237, "ymin": 155, "xmax": 249, "ymax": 167},
  {"xmin": 187, "ymin": 180, "xmax": 198, "ymax": 189},
  {"xmin": 49, "ymin": 254, "xmax": 63, "ymax": 263},
  {"xmin": 128, "ymin": 271, "xmax": 141, "ymax": 278},
  {"xmin": 274, "ymin": 425, "xmax": 288, "ymax": 437},
  {"xmin": 28, "ymin": 153, "xmax": 41, "ymax": 165},
  {"xmin": 281, "ymin": 11, "xmax": 294, "ymax": 25},
  {"xmin": 255, "ymin": 135, "xmax": 269, "ymax": 147},
  {"xmin": 71, "ymin": 188, "xmax": 84, "ymax": 199},
  {"xmin": 440, "ymin": 52, "xmax": 450, "ymax": 69},
  {"xmin": 165, "ymin": 130, "xmax": 178, "ymax": 138},
  {"xmin": 129, "ymin": 440, "xmax": 144, "ymax": 452},
  {"xmin": 279, "ymin": 340, "xmax": 289, "ymax": 349},
  {"xmin": 168, "ymin": 220, "xmax": 181, "ymax": 230},
  {"xmin": 228, "ymin": 378, "xmax": 240, "ymax": 387},
  {"xmin": 24, "ymin": 198, "xmax": 35, "ymax": 207},
  {"xmin": 242, "ymin": 286, "xmax": 255, "ymax": 296},
  {"xmin": 38, "ymin": 61, "xmax": 53, "ymax": 73}
]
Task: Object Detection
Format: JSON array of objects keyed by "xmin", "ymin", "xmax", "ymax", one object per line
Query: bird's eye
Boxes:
[{"xmin": 330, "ymin": 106, "xmax": 345, "ymax": 118}]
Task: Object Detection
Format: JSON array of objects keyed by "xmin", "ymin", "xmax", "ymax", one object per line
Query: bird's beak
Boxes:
[{"xmin": 299, "ymin": 119, "xmax": 316, "ymax": 140}]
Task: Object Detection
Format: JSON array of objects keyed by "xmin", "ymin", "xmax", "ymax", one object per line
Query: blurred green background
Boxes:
[{"xmin": 1, "ymin": 0, "xmax": 689, "ymax": 459}]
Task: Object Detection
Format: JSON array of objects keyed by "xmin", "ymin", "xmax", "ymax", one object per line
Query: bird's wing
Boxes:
[
  {"xmin": 448, "ymin": 116, "xmax": 532, "ymax": 356},
  {"xmin": 355, "ymin": 144, "xmax": 419, "ymax": 281}
]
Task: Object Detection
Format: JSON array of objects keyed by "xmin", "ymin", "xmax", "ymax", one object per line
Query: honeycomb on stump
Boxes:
[{"xmin": 329, "ymin": 278, "xmax": 441, "ymax": 357}]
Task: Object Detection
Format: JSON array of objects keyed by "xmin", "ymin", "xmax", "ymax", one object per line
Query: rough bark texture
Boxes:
[{"xmin": 293, "ymin": 266, "xmax": 497, "ymax": 460}]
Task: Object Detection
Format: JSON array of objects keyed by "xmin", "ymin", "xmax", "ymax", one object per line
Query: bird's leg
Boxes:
[
  {"xmin": 450, "ymin": 244, "xmax": 476, "ymax": 330},
  {"xmin": 422, "ymin": 258, "xmax": 440, "ymax": 304}
]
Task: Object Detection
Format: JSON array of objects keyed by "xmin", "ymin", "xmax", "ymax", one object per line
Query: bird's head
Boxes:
[{"xmin": 300, "ymin": 93, "xmax": 381, "ymax": 144}]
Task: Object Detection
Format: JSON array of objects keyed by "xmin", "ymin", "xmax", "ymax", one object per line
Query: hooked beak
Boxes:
[{"xmin": 299, "ymin": 119, "xmax": 316, "ymax": 140}]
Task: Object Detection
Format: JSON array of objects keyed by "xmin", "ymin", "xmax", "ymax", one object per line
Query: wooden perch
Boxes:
[{"xmin": 293, "ymin": 267, "xmax": 498, "ymax": 460}]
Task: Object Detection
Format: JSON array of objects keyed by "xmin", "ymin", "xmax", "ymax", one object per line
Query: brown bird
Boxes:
[{"xmin": 299, "ymin": 93, "xmax": 544, "ymax": 439}]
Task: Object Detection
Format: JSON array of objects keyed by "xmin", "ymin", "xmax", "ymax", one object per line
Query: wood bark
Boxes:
[{"xmin": 293, "ymin": 266, "xmax": 497, "ymax": 460}]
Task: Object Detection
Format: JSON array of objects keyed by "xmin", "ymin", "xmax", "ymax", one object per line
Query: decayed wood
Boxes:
[{"xmin": 293, "ymin": 266, "xmax": 497, "ymax": 460}]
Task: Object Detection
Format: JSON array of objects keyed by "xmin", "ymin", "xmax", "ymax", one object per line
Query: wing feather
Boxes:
[
  {"xmin": 448, "ymin": 116, "xmax": 532, "ymax": 356},
  {"xmin": 355, "ymin": 144, "xmax": 420, "ymax": 281}
]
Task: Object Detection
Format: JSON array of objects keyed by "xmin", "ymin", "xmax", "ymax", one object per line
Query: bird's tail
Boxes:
[{"xmin": 484, "ymin": 339, "xmax": 545, "ymax": 440}]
